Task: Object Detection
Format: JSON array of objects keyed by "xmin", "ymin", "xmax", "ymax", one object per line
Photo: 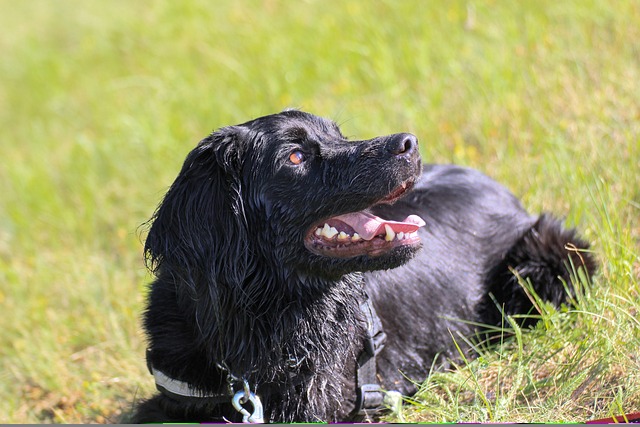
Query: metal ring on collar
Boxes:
[{"xmin": 231, "ymin": 390, "xmax": 264, "ymax": 423}]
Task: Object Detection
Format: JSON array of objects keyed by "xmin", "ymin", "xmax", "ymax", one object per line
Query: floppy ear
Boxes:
[{"xmin": 144, "ymin": 126, "xmax": 251, "ymax": 295}]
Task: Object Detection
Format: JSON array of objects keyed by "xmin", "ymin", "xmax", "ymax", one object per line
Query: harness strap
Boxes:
[{"xmin": 352, "ymin": 297, "xmax": 394, "ymax": 419}]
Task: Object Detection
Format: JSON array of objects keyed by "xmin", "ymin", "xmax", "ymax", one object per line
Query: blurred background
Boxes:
[{"xmin": 1, "ymin": 0, "xmax": 638, "ymax": 422}]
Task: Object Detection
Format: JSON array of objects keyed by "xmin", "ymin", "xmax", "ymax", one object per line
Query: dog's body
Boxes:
[{"xmin": 133, "ymin": 111, "xmax": 595, "ymax": 423}]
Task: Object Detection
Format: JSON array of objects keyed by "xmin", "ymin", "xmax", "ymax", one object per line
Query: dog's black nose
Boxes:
[{"xmin": 387, "ymin": 133, "xmax": 418, "ymax": 158}]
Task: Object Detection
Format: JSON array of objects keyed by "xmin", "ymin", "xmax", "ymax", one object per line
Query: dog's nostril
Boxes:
[
  {"xmin": 401, "ymin": 136, "xmax": 417, "ymax": 154},
  {"xmin": 388, "ymin": 133, "xmax": 418, "ymax": 157}
]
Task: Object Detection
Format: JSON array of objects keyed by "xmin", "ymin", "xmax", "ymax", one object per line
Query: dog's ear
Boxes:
[{"xmin": 144, "ymin": 126, "xmax": 252, "ymax": 294}]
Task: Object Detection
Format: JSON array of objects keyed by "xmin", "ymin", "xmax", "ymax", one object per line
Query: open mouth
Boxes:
[{"xmin": 304, "ymin": 181, "xmax": 426, "ymax": 258}]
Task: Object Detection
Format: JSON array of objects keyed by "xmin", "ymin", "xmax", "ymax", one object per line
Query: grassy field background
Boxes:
[{"xmin": 1, "ymin": 0, "xmax": 638, "ymax": 423}]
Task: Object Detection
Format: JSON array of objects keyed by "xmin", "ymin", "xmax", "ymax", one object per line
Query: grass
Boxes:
[{"xmin": 0, "ymin": 0, "xmax": 638, "ymax": 423}]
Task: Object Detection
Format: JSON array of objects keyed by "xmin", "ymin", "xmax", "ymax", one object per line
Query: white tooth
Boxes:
[
  {"xmin": 337, "ymin": 231, "xmax": 350, "ymax": 242},
  {"xmin": 322, "ymin": 223, "xmax": 338, "ymax": 239},
  {"xmin": 315, "ymin": 227, "xmax": 322, "ymax": 236},
  {"xmin": 384, "ymin": 224, "xmax": 396, "ymax": 242},
  {"xmin": 397, "ymin": 232, "xmax": 405, "ymax": 240},
  {"xmin": 352, "ymin": 233, "xmax": 361, "ymax": 242}
]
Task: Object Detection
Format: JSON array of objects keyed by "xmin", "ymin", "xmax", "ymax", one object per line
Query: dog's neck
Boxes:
[{"xmin": 213, "ymin": 270, "xmax": 366, "ymax": 369}]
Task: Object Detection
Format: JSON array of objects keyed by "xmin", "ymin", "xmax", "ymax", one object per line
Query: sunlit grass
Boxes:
[{"xmin": 0, "ymin": 0, "xmax": 638, "ymax": 422}]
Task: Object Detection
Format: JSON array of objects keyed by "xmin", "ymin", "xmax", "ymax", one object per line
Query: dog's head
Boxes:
[{"xmin": 145, "ymin": 110, "xmax": 424, "ymax": 291}]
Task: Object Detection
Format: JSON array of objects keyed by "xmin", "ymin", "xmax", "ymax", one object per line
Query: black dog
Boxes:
[{"xmin": 133, "ymin": 110, "xmax": 595, "ymax": 423}]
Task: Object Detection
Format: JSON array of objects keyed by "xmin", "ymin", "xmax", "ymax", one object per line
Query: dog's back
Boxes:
[{"xmin": 365, "ymin": 164, "xmax": 595, "ymax": 393}]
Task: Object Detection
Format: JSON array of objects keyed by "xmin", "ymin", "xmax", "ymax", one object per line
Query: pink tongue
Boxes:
[{"xmin": 334, "ymin": 212, "xmax": 426, "ymax": 241}]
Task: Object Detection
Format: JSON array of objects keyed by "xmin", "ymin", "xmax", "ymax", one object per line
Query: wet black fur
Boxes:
[{"xmin": 132, "ymin": 110, "xmax": 596, "ymax": 423}]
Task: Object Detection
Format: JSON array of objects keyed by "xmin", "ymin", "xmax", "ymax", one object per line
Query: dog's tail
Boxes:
[{"xmin": 482, "ymin": 214, "xmax": 597, "ymax": 328}]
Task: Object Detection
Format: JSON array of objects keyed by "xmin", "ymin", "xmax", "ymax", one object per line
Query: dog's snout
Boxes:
[{"xmin": 387, "ymin": 133, "xmax": 418, "ymax": 158}]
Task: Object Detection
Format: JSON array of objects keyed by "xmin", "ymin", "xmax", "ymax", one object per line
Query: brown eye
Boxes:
[{"xmin": 289, "ymin": 150, "xmax": 306, "ymax": 165}]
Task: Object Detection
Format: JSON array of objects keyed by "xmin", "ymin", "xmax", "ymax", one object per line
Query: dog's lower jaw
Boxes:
[
  {"xmin": 297, "ymin": 243, "xmax": 423, "ymax": 281},
  {"xmin": 358, "ymin": 243, "xmax": 423, "ymax": 272},
  {"xmin": 305, "ymin": 230, "xmax": 422, "ymax": 259}
]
